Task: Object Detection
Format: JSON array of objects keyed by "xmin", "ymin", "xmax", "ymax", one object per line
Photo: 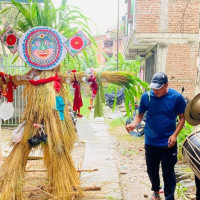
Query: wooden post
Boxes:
[{"xmin": 25, "ymin": 168, "xmax": 98, "ymax": 173}]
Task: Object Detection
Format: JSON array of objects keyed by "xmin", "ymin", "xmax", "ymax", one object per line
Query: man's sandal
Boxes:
[{"xmin": 150, "ymin": 193, "xmax": 161, "ymax": 200}]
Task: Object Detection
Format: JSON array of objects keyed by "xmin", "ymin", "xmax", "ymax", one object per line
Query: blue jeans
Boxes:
[
  {"xmin": 195, "ymin": 176, "xmax": 200, "ymax": 200},
  {"xmin": 145, "ymin": 144, "xmax": 177, "ymax": 200}
]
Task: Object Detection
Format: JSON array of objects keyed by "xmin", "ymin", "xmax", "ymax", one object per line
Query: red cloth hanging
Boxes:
[
  {"xmin": 88, "ymin": 75, "xmax": 98, "ymax": 97},
  {"xmin": 0, "ymin": 73, "xmax": 16, "ymax": 102},
  {"xmin": 29, "ymin": 74, "xmax": 61, "ymax": 92},
  {"xmin": 72, "ymin": 73, "xmax": 83, "ymax": 117},
  {"xmin": 87, "ymin": 74, "xmax": 98, "ymax": 110},
  {"xmin": 7, "ymin": 77, "xmax": 16, "ymax": 102}
]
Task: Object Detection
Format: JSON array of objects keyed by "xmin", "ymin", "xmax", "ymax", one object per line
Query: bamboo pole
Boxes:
[
  {"xmin": 25, "ymin": 168, "xmax": 98, "ymax": 173},
  {"xmin": 23, "ymin": 186, "xmax": 101, "ymax": 192}
]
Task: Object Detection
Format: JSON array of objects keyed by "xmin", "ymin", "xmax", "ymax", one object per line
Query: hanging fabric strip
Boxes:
[
  {"xmin": 94, "ymin": 72, "xmax": 105, "ymax": 118},
  {"xmin": 7, "ymin": 76, "xmax": 17, "ymax": 102},
  {"xmin": 72, "ymin": 71, "xmax": 83, "ymax": 117},
  {"xmin": 29, "ymin": 74, "xmax": 61, "ymax": 92}
]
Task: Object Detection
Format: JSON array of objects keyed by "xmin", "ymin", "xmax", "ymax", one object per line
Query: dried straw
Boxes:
[
  {"xmin": 61, "ymin": 71, "xmax": 132, "ymax": 84},
  {"xmin": 0, "ymin": 69, "xmax": 80, "ymax": 200},
  {"xmin": 0, "ymin": 69, "xmax": 135, "ymax": 199},
  {"xmin": 0, "ymin": 71, "xmax": 134, "ymax": 87}
]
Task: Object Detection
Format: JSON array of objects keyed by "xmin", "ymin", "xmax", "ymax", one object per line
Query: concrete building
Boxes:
[
  {"xmin": 124, "ymin": 0, "xmax": 200, "ymax": 98},
  {"xmin": 94, "ymin": 23, "xmax": 125, "ymax": 67}
]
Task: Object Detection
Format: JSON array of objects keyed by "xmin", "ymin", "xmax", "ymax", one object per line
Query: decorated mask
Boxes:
[{"xmin": 18, "ymin": 26, "xmax": 67, "ymax": 70}]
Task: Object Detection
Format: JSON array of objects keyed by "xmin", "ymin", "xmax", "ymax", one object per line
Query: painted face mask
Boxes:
[
  {"xmin": 19, "ymin": 26, "xmax": 67, "ymax": 70},
  {"xmin": 31, "ymin": 34, "xmax": 55, "ymax": 60}
]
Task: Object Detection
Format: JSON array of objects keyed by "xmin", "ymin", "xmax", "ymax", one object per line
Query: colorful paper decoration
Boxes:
[
  {"xmin": 18, "ymin": 26, "xmax": 67, "ymax": 70},
  {"xmin": 64, "ymin": 30, "xmax": 91, "ymax": 57},
  {"xmin": 0, "ymin": 26, "xmax": 19, "ymax": 54}
]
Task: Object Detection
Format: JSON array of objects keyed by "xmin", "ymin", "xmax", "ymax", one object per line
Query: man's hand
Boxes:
[
  {"xmin": 125, "ymin": 113, "xmax": 144, "ymax": 133},
  {"xmin": 168, "ymin": 134, "xmax": 177, "ymax": 148},
  {"xmin": 125, "ymin": 123, "xmax": 136, "ymax": 133}
]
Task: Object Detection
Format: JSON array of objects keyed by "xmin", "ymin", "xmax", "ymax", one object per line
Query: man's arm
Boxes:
[
  {"xmin": 168, "ymin": 113, "xmax": 185, "ymax": 148},
  {"xmin": 125, "ymin": 113, "xmax": 144, "ymax": 133}
]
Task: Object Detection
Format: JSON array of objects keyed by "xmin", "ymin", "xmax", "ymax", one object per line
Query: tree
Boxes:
[{"xmin": 104, "ymin": 52, "xmax": 140, "ymax": 73}]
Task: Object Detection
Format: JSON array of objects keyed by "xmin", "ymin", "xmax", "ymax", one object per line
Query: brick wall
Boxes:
[
  {"xmin": 135, "ymin": 0, "xmax": 199, "ymax": 34},
  {"xmin": 166, "ymin": 0, "xmax": 200, "ymax": 98},
  {"xmin": 166, "ymin": 44, "xmax": 199, "ymax": 98},
  {"xmin": 127, "ymin": 0, "xmax": 200, "ymax": 99},
  {"xmin": 168, "ymin": 0, "xmax": 199, "ymax": 34},
  {"xmin": 135, "ymin": 0, "xmax": 160, "ymax": 33}
]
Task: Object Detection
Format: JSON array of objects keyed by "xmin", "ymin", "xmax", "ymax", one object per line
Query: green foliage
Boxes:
[
  {"xmin": 112, "ymin": 88, "xmax": 117, "ymax": 112},
  {"xmin": 177, "ymin": 121, "xmax": 193, "ymax": 146},
  {"xmin": 176, "ymin": 183, "xmax": 188, "ymax": 199},
  {"xmin": 102, "ymin": 53, "xmax": 149, "ymax": 117},
  {"xmin": 104, "ymin": 72, "xmax": 149, "ymax": 118},
  {"xmin": 1, "ymin": 0, "xmax": 97, "ymax": 70},
  {"xmin": 0, "ymin": 54, "xmax": 30, "ymax": 75},
  {"xmin": 108, "ymin": 118, "xmax": 123, "ymax": 128},
  {"xmin": 106, "ymin": 197, "xmax": 117, "ymax": 200},
  {"xmin": 80, "ymin": 95, "xmax": 91, "ymax": 118},
  {"xmin": 94, "ymin": 74, "xmax": 105, "ymax": 117},
  {"xmin": 62, "ymin": 47, "xmax": 98, "ymax": 73},
  {"xmin": 123, "ymin": 73, "xmax": 149, "ymax": 118},
  {"xmin": 104, "ymin": 52, "xmax": 140, "ymax": 74},
  {"xmin": 104, "ymin": 84, "xmax": 119, "ymax": 93},
  {"xmin": 177, "ymin": 121, "xmax": 193, "ymax": 159},
  {"xmin": 121, "ymin": 148, "xmax": 136, "ymax": 156}
]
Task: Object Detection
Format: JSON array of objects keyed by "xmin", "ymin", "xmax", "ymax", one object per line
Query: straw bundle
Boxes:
[
  {"xmin": 61, "ymin": 71, "xmax": 131, "ymax": 84},
  {"xmin": 0, "ymin": 70, "xmax": 80, "ymax": 199},
  {"xmin": 97, "ymin": 71, "xmax": 130, "ymax": 83},
  {"xmin": 0, "ymin": 71, "xmax": 133, "ymax": 87},
  {"xmin": 0, "ymin": 125, "xmax": 31, "ymax": 199}
]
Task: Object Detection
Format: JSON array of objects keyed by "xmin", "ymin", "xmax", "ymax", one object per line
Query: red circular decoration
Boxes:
[
  {"xmin": 70, "ymin": 36, "xmax": 83, "ymax": 50},
  {"xmin": 6, "ymin": 34, "xmax": 17, "ymax": 46}
]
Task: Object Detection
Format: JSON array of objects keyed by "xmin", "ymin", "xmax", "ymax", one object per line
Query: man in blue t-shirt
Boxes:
[{"xmin": 126, "ymin": 72, "xmax": 186, "ymax": 200}]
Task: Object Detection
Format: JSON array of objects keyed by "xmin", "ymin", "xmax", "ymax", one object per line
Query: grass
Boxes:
[
  {"xmin": 107, "ymin": 118, "xmax": 144, "ymax": 143},
  {"xmin": 106, "ymin": 197, "xmax": 117, "ymax": 200},
  {"xmin": 182, "ymin": 166, "xmax": 193, "ymax": 173},
  {"xmin": 118, "ymin": 134, "xmax": 144, "ymax": 143},
  {"xmin": 80, "ymin": 96, "xmax": 91, "ymax": 118},
  {"xmin": 121, "ymin": 148, "xmax": 137, "ymax": 156},
  {"xmin": 107, "ymin": 117, "xmax": 144, "ymax": 159},
  {"xmin": 108, "ymin": 118, "xmax": 125, "ymax": 128}
]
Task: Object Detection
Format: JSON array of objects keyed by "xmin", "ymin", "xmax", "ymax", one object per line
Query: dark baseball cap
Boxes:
[{"xmin": 149, "ymin": 72, "xmax": 168, "ymax": 89}]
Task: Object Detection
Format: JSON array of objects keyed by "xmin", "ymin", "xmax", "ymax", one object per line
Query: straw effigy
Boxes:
[
  {"xmin": 0, "ymin": 69, "xmax": 80, "ymax": 200},
  {"xmin": 0, "ymin": 68, "xmax": 144, "ymax": 199}
]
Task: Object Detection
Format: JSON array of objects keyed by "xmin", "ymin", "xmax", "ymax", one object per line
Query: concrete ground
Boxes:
[
  {"xmin": 79, "ymin": 117, "xmax": 122, "ymax": 200},
  {"xmin": 0, "ymin": 112, "xmax": 123, "ymax": 200}
]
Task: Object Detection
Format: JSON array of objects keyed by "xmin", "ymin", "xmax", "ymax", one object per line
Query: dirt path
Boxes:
[
  {"xmin": 108, "ymin": 125, "xmax": 153, "ymax": 200},
  {"xmin": 0, "ymin": 111, "xmax": 197, "ymax": 200},
  {"xmin": 107, "ymin": 120, "xmax": 197, "ymax": 200}
]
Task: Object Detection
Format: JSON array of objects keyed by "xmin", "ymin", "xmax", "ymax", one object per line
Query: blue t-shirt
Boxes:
[{"xmin": 139, "ymin": 88, "xmax": 186, "ymax": 146}]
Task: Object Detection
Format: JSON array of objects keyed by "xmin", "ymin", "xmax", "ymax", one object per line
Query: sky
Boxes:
[{"xmin": 67, "ymin": 0, "xmax": 127, "ymax": 35}]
